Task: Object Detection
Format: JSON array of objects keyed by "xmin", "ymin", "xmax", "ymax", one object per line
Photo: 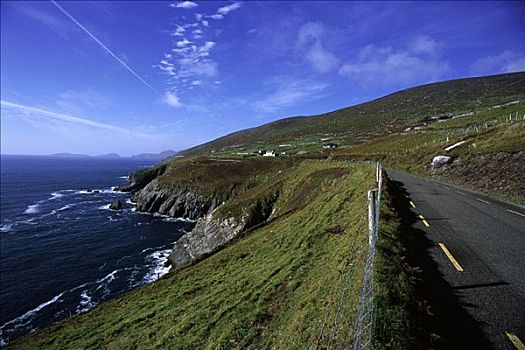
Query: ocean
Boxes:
[{"xmin": 0, "ymin": 155, "xmax": 194, "ymax": 346}]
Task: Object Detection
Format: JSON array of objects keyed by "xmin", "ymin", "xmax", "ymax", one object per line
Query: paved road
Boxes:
[{"xmin": 387, "ymin": 169, "xmax": 525, "ymax": 350}]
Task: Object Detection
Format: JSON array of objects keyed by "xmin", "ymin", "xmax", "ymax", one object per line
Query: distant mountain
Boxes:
[
  {"xmin": 50, "ymin": 153, "xmax": 90, "ymax": 158},
  {"xmin": 96, "ymin": 153, "xmax": 121, "ymax": 159},
  {"xmin": 131, "ymin": 150, "xmax": 177, "ymax": 161}
]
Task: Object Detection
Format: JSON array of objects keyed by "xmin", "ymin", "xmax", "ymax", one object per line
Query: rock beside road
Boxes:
[{"xmin": 432, "ymin": 155, "xmax": 452, "ymax": 169}]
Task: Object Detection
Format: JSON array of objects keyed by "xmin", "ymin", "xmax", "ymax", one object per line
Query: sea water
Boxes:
[{"xmin": 0, "ymin": 155, "xmax": 194, "ymax": 345}]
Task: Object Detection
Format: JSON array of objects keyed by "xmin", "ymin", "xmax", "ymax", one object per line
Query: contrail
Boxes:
[
  {"xmin": 1, "ymin": 100, "xmax": 153, "ymax": 139},
  {"xmin": 50, "ymin": 0, "xmax": 158, "ymax": 94}
]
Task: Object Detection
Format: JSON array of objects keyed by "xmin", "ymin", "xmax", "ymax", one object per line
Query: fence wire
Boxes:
[{"xmin": 352, "ymin": 163, "xmax": 382, "ymax": 350}]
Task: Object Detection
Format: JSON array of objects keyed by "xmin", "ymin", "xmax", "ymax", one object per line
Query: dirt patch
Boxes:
[
  {"xmin": 324, "ymin": 225, "xmax": 346, "ymax": 235},
  {"xmin": 437, "ymin": 151, "xmax": 525, "ymax": 205}
]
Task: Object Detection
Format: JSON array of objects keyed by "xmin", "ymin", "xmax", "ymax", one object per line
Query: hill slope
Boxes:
[{"xmin": 183, "ymin": 72, "xmax": 525, "ymax": 156}]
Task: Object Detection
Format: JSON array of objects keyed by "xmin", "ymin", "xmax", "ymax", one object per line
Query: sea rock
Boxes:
[
  {"xmin": 109, "ymin": 200, "xmax": 123, "ymax": 210},
  {"xmin": 432, "ymin": 155, "xmax": 452, "ymax": 169}
]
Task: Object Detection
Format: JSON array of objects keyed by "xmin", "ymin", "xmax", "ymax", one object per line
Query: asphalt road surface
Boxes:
[{"xmin": 387, "ymin": 169, "xmax": 525, "ymax": 350}]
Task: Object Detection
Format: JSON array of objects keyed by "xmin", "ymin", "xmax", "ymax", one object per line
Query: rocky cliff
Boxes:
[
  {"xmin": 120, "ymin": 158, "xmax": 287, "ymax": 269},
  {"xmin": 168, "ymin": 190, "xmax": 279, "ymax": 268},
  {"xmin": 118, "ymin": 164, "xmax": 167, "ymax": 192}
]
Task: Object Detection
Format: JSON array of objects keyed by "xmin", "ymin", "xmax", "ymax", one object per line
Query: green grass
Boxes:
[
  {"xmin": 9, "ymin": 161, "xmax": 375, "ymax": 350},
  {"xmin": 182, "ymin": 73, "xmax": 525, "ymax": 157},
  {"xmin": 373, "ymin": 179, "xmax": 419, "ymax": 350}
]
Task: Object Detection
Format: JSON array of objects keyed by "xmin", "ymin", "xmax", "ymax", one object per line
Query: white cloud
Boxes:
[
  {"xmin": 162, "ymin": 91, "xmax": 183, "ymax": 107},
  {"xmin": 178, "ymin": 59, "xmax": 218, "ymax": 77},
  {"xmin": 338, "ymin": 36, "xmax": 449, "ymax": 89},
  {"xmin": 172, "ymin": 1, "xmax": 198, "ymax": 9},
  {"xmin": 1, "ymin": 100, "xmax": 152, "ymax": 138},
  {"xmin": 254, "ymin": 78, "xmax": 328, "ymax": 113},
  {"xmin": 409, "ymin": 35, "xmax": 439, "ymax": 56},
  {"xmin": 470, "ymin": 51, "xmax": 525, "ymax": 76},
  {"xmin": 305, "ymin": 40, "xmax": 339, "ymax": 73},
  {"xmin": 176, "ymin": 38, "xmax": 191, "ymax": 47},
  {"xmin": 297, "ymin": 22, "xmax": 339, "ymax": 73},
  {"xmin": 158, "ymin": 1, "xmax": 242, "ymax": 93},
  {"xmin": 217, "ymin": 2, "xmax": 242, "ymax": 15}
]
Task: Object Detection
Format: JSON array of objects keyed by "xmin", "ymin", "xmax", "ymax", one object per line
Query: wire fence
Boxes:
[
  {"xmin": 352, "ymin": 162, "xmax": 382, "ymax": 350},
  {"xmin": 310, "ymin": 162, "xmax": 382, "ymax": 350}
]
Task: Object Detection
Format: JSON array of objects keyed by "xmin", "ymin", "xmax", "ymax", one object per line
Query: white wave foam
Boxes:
[
  {"xmin": 0, "ymin": 224, "xmax": 13, "ymax": 233},
  {"xmin": 57, "ymin": 204, "xmax": 72, "ymax": 212},
  {"xmin": 119, "ymin": 176, "xmax": 129, "ymax": 179},
  {"xmin": 77, "ymin": 291, "xmax": 96, "ymax": 313},
  {"xmin": 139, "ymin": 211, "xmax": 195, "ymax": 223},
  {"xmin": 98, "ymin": 204, "xmax": 111, "ymax": 210},
  {"xmin": 140, "ymin": 245, "xmax": 166, "ymax": 255},
  {"xmin": 49, "ymin": 192, "xmax": 64, "ymax": 200},
  {"xmin": 162, "ymin": 217, "xmax": 195, "ymax": 223},
  {"xmin": 142, "ymin": 249, "xmax": 172, "ymax": 284},
  {"xmin": 23, "ymin": 204, "xmax": 40, "ymax": 214},
  {"xmin": 0, "ymin": 291, "xmax": 65, "ymax": 332}
]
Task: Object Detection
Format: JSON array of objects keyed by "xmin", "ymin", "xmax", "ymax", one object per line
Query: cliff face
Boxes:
[
  {"xmin": 121, "ymin": 158, "xmax": 288, "ymax": 269},
  {"xmin": 118, "ymin": 164, "xmax": 167, "ymax": 192},
  {"xmin": 131, "ymin": 179, "xmax": 218, "ymax": 220},
  {"xmin": 168, "ymin": 190, "xmax": 279, "ymax": 268}
]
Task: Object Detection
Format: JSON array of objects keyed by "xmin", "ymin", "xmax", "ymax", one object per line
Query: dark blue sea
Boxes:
[{"xmin": 0, "ymin": 155, "xmax": 193, "ymax": 346}]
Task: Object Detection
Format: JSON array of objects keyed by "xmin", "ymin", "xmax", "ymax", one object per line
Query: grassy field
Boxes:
[{"xmin": 9, "ymin": 161, "xmax": 375, "ymax": 350}]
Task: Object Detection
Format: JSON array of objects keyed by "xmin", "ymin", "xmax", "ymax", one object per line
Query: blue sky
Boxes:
[{"xmin": 1, "ymin": 1, "xmax": 524, "ymax": 156}]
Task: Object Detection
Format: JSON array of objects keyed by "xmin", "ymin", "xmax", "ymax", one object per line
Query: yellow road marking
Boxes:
[
  {"xmin": 439, "ymin": 243, "xmax": 464, "ymax": 272},
  {"xmin": 507, "ymin": 209, "xmax": 525, "ymax": 218},
  {"xmin": 457, "ymin": 190, "xmax": 466, "ymax": 195},
  {"xmin": 419, "ymin": 215, "xmax": 430, "ymax": 227},
  {"xmin": 476, "ymin": 198, "xmax": 490, "ymax": 204},
  {"xmin": 409, "ymin": 201, "xmax": 416, "ymax": 208},
  {"xmin": 505, "ymin": 332, "xmax": 525, "ymax": 350}
]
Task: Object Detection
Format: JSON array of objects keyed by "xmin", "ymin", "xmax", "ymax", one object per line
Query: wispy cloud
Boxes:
[
  {"xmin": 338, "ymin": 35, "xmax": 449, "ymax": 89},
  {"xmin": 15, "ymin": 3, "xmax": 70, "ymax": 34},
  {"xmin": 217, "ymin": 2, "xmax": 242, "ymax": 15},
  {"xmin": 470, "ymin": 51, "xmax": 525, "ymax": 76},
  {"xmin": 162, "ymin": 91, "xmax": 183, "ymax": 107},
  {"xmin": 254, "ymin": 78, "xmax": 328, "ymax": 113},
  {"xmin": 171, "ymin": 1, "xmax": 198, "ymax": 9},
  {"xmin": 297, "ymin": 22, "xmax": 339, "ymax": 73},
  {"xmin": 1, "ymin": 100, "xmax": 152, "ymax": 138},
  {"xmin": 50, "ymin": 1, "xmax": 157, "ymax": 93}
]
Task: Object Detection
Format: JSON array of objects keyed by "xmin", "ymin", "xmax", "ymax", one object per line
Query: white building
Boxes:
[{"xmin": 263, "ymin": 150, "xmax": 276, "ymax": 157}]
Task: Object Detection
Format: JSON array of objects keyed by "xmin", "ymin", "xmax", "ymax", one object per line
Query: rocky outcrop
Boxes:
[
  {"xmin": 109, "ymin": 200, "xmax": 123, "ymax": 210},
  {"xmin": 117, "ymin": 164, "xmax": 167, "ymax": 192},
  {"xmin": 168, "ymin": 214, "xmax": 244, "ymax": 268},
  {"xmin": 130, "ymin": 179, "xmax": 220, "ymax": 220},
  {"xmin": 168, "ymin": 191, "xmax": 279, "ymax": 269}
]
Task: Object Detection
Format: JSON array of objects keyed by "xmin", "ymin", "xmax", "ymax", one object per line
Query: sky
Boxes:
[{"xmin": 1, "ymin": 1, "xmax": 524, "ymax": 156}]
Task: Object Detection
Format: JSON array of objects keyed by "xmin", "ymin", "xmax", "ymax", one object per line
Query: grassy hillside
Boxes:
[
  {"xmin": 183, "ymin": 72, "xmax": 525, "ymax": 157},
  {"xmin": 9, "ymin": 161, "xmax": 375, "ymax": 349},
  {"xmin": 178, "ymin": 72, "xmax": 524, "ymax": 204}
]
